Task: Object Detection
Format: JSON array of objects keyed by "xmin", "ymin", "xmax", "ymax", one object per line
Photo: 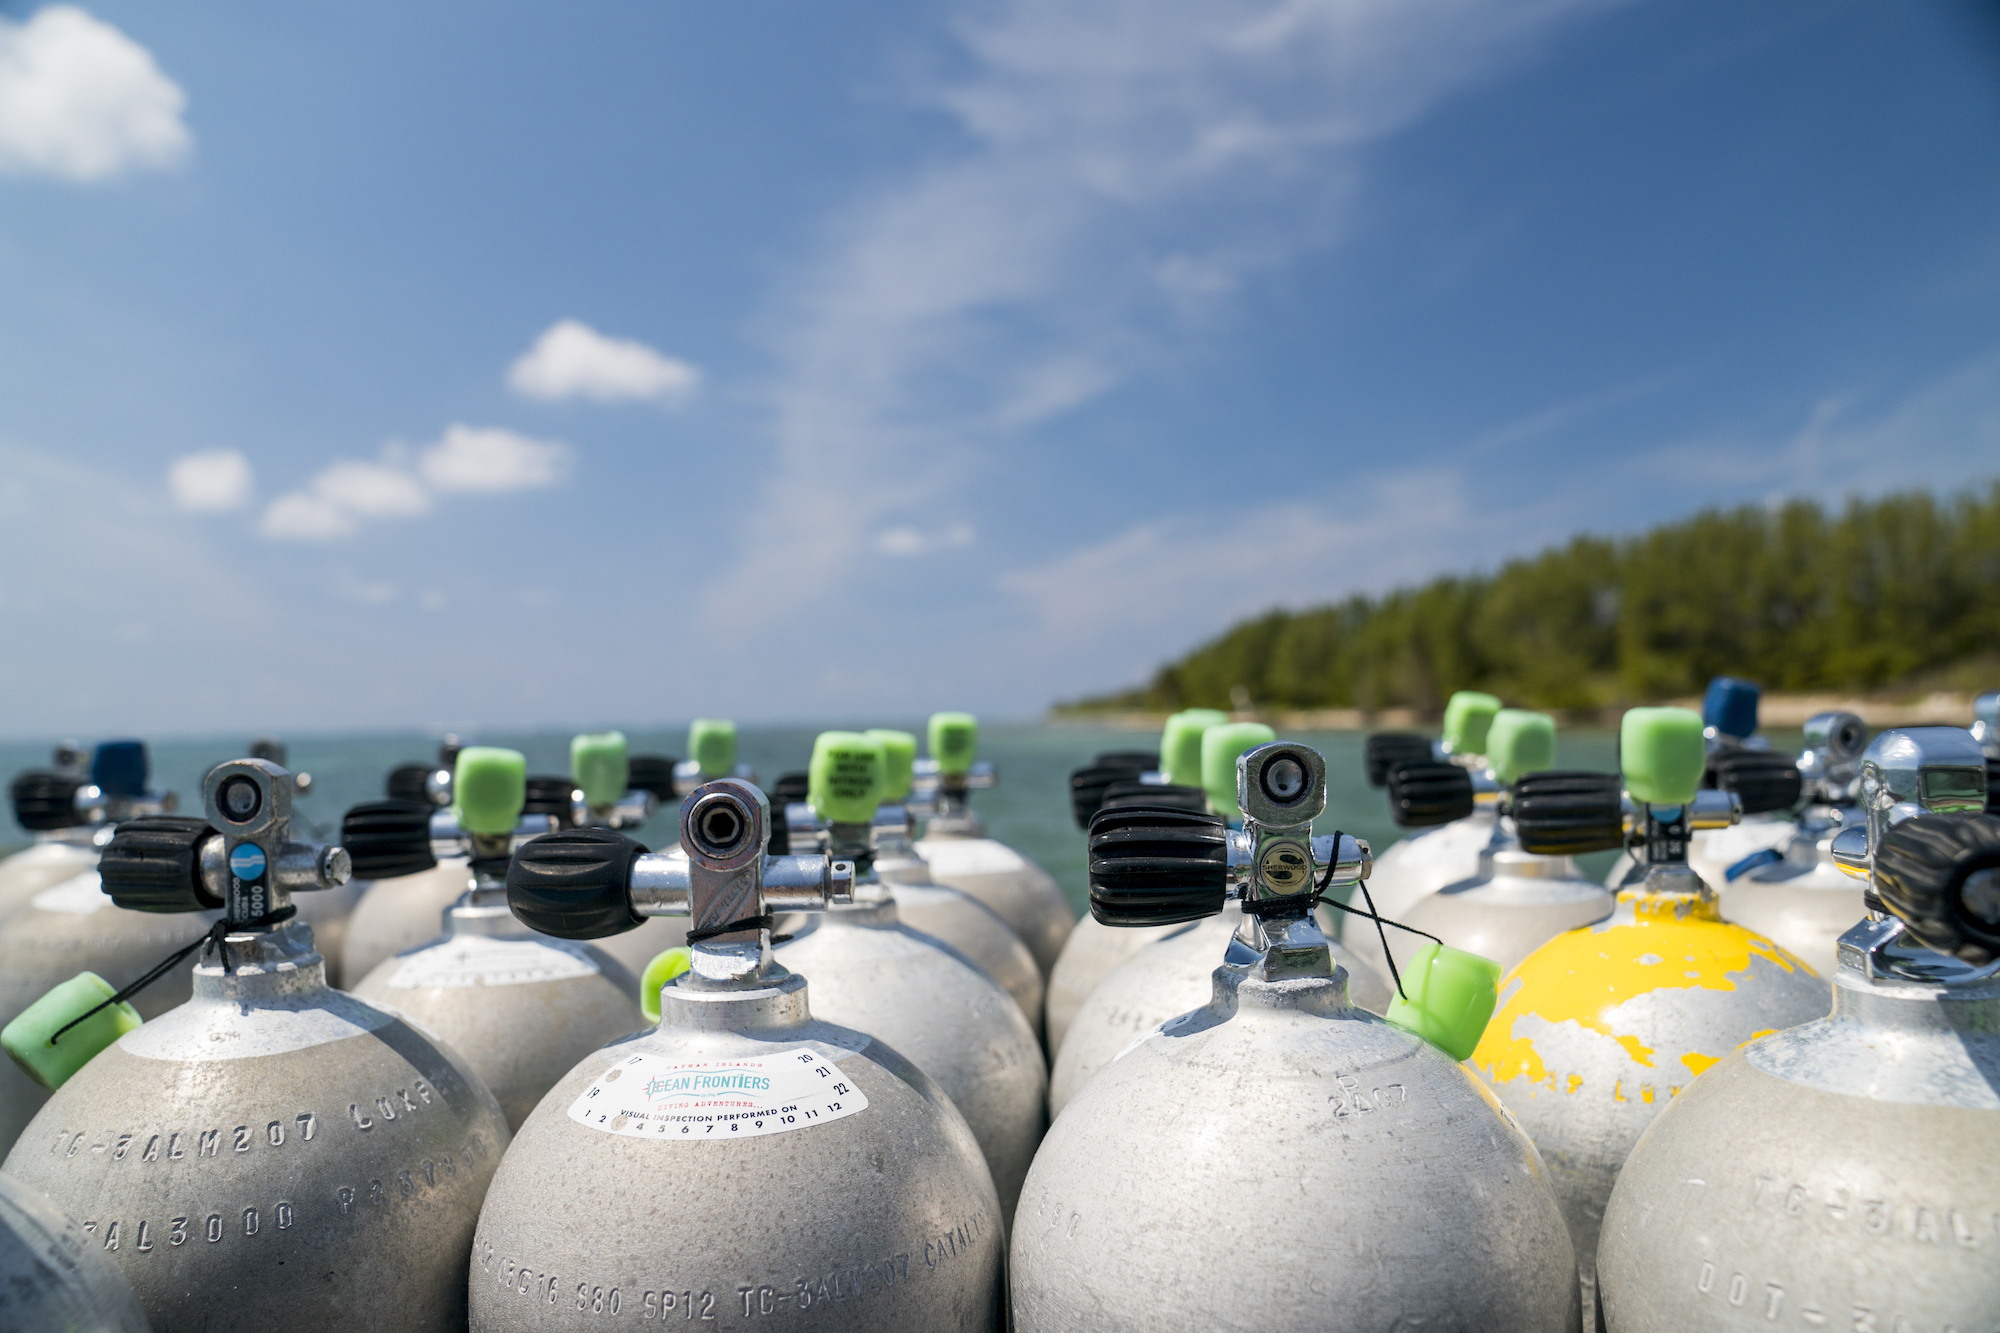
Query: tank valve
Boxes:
[{"xmin": 507, "ymin": 778, "xmax": 853, "ymax": 987}]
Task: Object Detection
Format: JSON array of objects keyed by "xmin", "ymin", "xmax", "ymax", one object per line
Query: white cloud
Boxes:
[
  {"xmin": 259, "ymin": 491, "xmax": 354, "ymax": 542},
  {"xmin": 0, "ymin": 6, "xmax": 191, "ymax": 181},
  {"xmin": 167, "ymin": 448, "xmax": 252, "ymax": 512},
  {"xmin": 419, "ymin": 424, "xmax": 571, "ymax": 493},
  {"xmin": 508, "ymin": 319, "xmax": 702, "ymax": 404},
  {"xmin": 712, "ymin": 0, "xmax": 1622, "ymax": 625},
  {"xmin": 311, "ymin": 458, "xmax": 431, "ymax": 518},
  {"xmin": 876, "ymin": 522, "xmax": 975, "ymax": 556}
]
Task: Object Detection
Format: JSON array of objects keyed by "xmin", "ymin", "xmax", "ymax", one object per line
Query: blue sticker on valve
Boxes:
[{"xmin": 229, "ymin": 844, "xmax": 267, "ymax": 881}]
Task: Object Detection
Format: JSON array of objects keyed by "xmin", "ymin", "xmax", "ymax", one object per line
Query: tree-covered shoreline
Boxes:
[{"xmin": 1062, "ymin": 483, "xmax": 2000, "ymax": 717}]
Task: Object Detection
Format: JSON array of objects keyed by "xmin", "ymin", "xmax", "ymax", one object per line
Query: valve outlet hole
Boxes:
[
  {"xmin": 695, "ymin": 801, "xmax": 747, "ymax": 853},
  {"xmin": 218, "ymin": 776, "xmax": 262, "ymax": 823},
  {"xmin": 1262, "ymin": 755, "xmax": 1307, "ymax": 803}
]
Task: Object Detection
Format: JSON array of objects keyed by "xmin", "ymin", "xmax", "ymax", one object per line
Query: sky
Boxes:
[{"xmin": 1, "ymin": 0, "xmax": 1997, "ymax": 737}]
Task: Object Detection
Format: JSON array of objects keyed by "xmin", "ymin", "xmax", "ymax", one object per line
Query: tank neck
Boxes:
[
  {"xmin": 1211, "ymin": 959, "xmax": 1357, "ymax": 1019},
  {"xmin": 659, "ymin": 968, "xmax": 813, "ymax": 1034},
  {"xmin": 1616, "ymin": 867, "xmax": 1723, "ymax": 922},
  {"xmin": 446, "ymin": 895, "xmax": 524, "ymax": 939},
  {"xmin": 1827, "ymin": 961, "xmax": 2000, "ymax": 1036},
  {"xmin": 190, "ymin": 921, "xmax": 330, "ymax": 1004},
  {"xmin": 1484, "ymin": 848, "xmax": 1585, "ymax": 884}
]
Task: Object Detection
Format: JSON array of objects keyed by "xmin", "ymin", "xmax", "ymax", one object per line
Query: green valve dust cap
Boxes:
[
  {"xmin": 688, "ymin": 720, "xmax": 737, "ymax": 778},
  {"xmin": 571, "ymin": 732, "xmax": 629, "ymax": 810},
  {"xmin": 1441, "ymin": 691, "xmax": 1503, "ymax": 757},
  {"xmin": 1162, "ymin": 709, "xmax": 1229, "ymax": 789},
  {"xmin": 1384, "ymin": 941, "xmax": 1501, "ymax": 1062},
  {"xmin": 1201, "ymin": 722, "xmax": 1276, "ymax": 817},
  {"xmin": 640, "ymin": 947, "xmax": 692, "ymax": 1024},
  {"xmin": 928, "ymin": 713, "xmax": 978, "ymax": 776},
  {"xmin": 811, "ymin": 731, "xmax": 886, "ymax": 825},
  {"xmin": 1487, "ymin": 710, "xmax": 1557, "ymax": 785},
  {"xmin": 1621, "ymin": 706, "xmax": 1707, "ymax": 807},
  {"xmin": 455, "ymin": 747, "xmax": 527, "ymax": 836},
  {"xmin": 866, "ymin": 730, "xmax": 918, "ymax": 803},
  {"xmin": 3, "ymin": 972, "xmax": 141, "ymax": 1092}
]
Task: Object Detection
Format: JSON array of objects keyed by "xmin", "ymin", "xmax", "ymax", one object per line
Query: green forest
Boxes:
[{"xmin": 1066, "ymin": 482, "xmax": 2000, "ymax": 716}]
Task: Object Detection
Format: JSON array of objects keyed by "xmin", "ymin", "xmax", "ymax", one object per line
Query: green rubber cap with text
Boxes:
[
  {"xmin": 688, "ymin": 720, "xmax": 737, "ymax": 778},
  {"xmin": 811, "ymin": 732, "xmax": 887, "ymax": 825},
  {"xmin": 1384, "ymin": 942, "xmax": 1501, "ymax": 1062},
  {"xmin": 866, "ymin": 730, "xmax": 918, "ymax": 803},
  {"xmin": 1487, "ymin": 710, "xmax": 1557, "ymax": 785},
  {"xmin": 1162, "ymin": 709, "xmax": 1229, "ymax": 788},
  {"xmin": 640, "ymin": 947, "xmax": 692, "ymax": 1024},
  {"xmin": 928, "ymin": 713, "xmax": 978, "ymax": 776},
  {"xmin": 456, "ymin": 747, "xmax": 527, "ymax": 836},
  {"xmin": 1201, "ymin": 722, "xmax": 1276, "ymax": 817},
  {"xmin": 571, "ymin": 732, "xmax": 629, "ymax": 809},
  {"xmin": 1621, "ymin": 707, "xmax": 1707, "ymax": 807},
  {"xmin": 1441, "ymin": 692, "xmax": 1503, "ymax": 756},
  {"xmin": 3, "ymin": 972, "xmax": 141, "ymax": 1092}
]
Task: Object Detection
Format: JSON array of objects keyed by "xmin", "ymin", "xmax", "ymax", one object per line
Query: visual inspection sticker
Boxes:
[
  {"xmin": 567, "ymin": 1048, "xmax": 867, "ymax": 1141},
  {"xmin": 388, "ymin": 935, "xmax": 601, "ymax": 989}
]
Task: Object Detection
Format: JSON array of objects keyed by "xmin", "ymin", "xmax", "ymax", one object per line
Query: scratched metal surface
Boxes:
[{"xmin": 1598, "ymin": 966, "xmax": 2000, "ymax": 1330}]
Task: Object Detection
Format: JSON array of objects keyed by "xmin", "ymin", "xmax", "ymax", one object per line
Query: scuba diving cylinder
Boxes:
[
  {"xmin": 342, "ymin": 738, "xmax": 480, "ymax": 982},
  {"xmin": 911, "ymin": 712, "xmax": 1076, "ymax": 976},
  {"xmin": 1047, "ymin": 725, "xmax": 1392, "ymax": 1117},
  {"xmin": 1597, "ymin": 726, "xmax": 2000, "ymax": 1331},
  {"xmin": 473, "ymin": 775, "xmax": 1004, "ymax": 1332},
  {"xmin": 852, "ymin": 729, "xmax": 1044, "ymax": 1035},
  {"xmin": 1012, "ymin": 740, "xmax": 1580, "ymax": 1331},
  {"xmin": 1046, "ymin": 714, "xmax": 1221, "ymax": 1057},
  {"xmin": 0, "ymin": 1170, "xmax": 150, "ymax": 1333},
  {"xmin": 240, "ymin": 736, "xmax": 366, "ymax": 987},
  {"xmin": 1, "ymin": 757, "xmax": 511, "ymax": 1332},
  {"xmin": 1360, "ymin": 690, "xmax": 1505, "ymax": 925},
  {"xmin": 352, "ymin": 746, "xmax": 645, "ymax": 1129},
  {"xmin": 1, "ymin": 741, "xmax": 148, "ymax": 909},
  {"xmin": 1348, "ymin": 710, "xmax": 1613, "ymax": 981},
  {"xmin": 1469, "ymin": 706, "xmax": 1831, "ymax": 1323},
  {"xmin": 774, "ymin": 732, "xmax": 1045, "ymax": 1221},
  {"xmin": 0, "ymin": 741, "xmax": 208, "ymax": 1157},
  {"xmin": 1713, "ymin": 711, "xmax": 1868, "ymax": 973}
]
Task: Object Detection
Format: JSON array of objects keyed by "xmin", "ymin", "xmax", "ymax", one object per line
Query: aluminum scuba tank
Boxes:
[
  {"xmin": 1047, "ymin": 724, "xmax": 1391, "ymax": 1117},
  {"xmin": 0, "ymin": 1170, "xmax": 150, "ymax": 1333},
  {"xmin": 1, "ymin": 757, "xmax": 511, "ymax": 1332},
  {"xmin": 352, "ymin": 746, "xmax": 645, "ymax": 1129},
  {"xmin": 1469, "ymin": 706, "xmax": 1831, "ymax": 1323},
  {"xmin": 1012, "ymin": 740, "xmax": 1580, "ymax": 1331},
  {"xmin": 1348, "ymin": 710, "xmax": 1613, "ymax": 982},
  {"xmin": 1597, "ymin": 726, "xmax": 2000, "ymax": 1331},
  {"xmin": 0, "ymin": 741, "xmax": 208, "ymax": 1158},
  {"xmin": 1046, "ymin": 736, "xmax": 1194, "ymax": 1057},
  {"xmin": 473, "ymin": 775, "xmax": 1004, "ymax": 1331},
  {"xmin": 774, "ymin": 732, "xmax": 1045, "ymax": 1221},
  {"xmin": 773, "ymin": 764, "xmax": 1046, "ymax": 1034},
  {"xmin": 910, "ymin": 712, "xmax": 1076, "ymax": 976},
  {"xmin": 342, "ymin": 737, "xmax": 478, "ymax": 982},
  {"xmin": 1712, "ymin": 710, "xmax": 1868, "ymax": 973},
  {"xmin": 1360, "ymin": 689, "xmax": 1505, "ymax": 924}
]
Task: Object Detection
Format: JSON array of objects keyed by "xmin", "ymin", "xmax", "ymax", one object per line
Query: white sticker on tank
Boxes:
[
  {"xmin": 30, "ymin": 870, "xmax": 108, "ymax": 915},
  {"xmin": 568, "ymin": 1048, "xmax": 867, "ymax": 1140},
  {"xmin": 915, "ymin": 839, "xmax": 1024, "ymax": 877},
  {"xmin": 386, "ymin": 935, "xmax": 600, "ymax": 988}
]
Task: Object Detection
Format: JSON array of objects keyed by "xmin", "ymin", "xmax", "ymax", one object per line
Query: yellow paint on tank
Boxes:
[{"xmin": 1471, "ymin": 884, "xmax": 1813, "ymax": 1095}]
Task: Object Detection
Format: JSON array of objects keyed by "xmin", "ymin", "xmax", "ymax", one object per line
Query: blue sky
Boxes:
[{"xmin": 1, "ymin": 0, "xmax": 1996, "ymax": 737}]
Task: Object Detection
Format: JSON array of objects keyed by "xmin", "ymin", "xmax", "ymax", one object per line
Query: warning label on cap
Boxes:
[
  {"xmin": 568, "ymin": 1048, "xmax": 867, "ymax": 1140},
  {"xmin": 387, "ymin": 935, "xmax": 601, "ymax": 989}
]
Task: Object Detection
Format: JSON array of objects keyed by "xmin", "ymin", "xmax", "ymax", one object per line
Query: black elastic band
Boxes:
[
  {"xmin": 685, "ymin": 913, "xmax": 775, "ymax": 944},
  {"xmin": 49, "ymin": 904, "xmax": 299, "ymax": 1047},
  {"xmin": 1242, "ymin": 828, "xmax": 1439, "ymax": 1003}
]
